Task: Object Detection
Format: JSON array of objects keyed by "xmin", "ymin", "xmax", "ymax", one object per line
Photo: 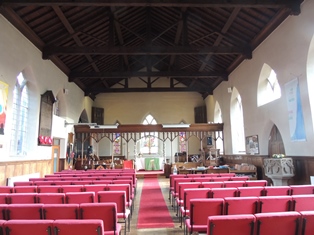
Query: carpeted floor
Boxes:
[{"xmin": 136, "ymin": 175, "xmax": 174, "ymax": 229}]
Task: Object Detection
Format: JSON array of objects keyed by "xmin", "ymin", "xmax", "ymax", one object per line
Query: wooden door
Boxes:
[{"xmin": 268, "ymin": 125, "xmax": 285, "ymax": 156}]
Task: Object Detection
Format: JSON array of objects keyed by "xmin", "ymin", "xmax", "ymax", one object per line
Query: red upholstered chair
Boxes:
[
  {"xmin": 111, "ymin": 179, "xmax": 134, "ymax": 199},
  {"xmin": 71, "ymin": 180, "xmax": 93, "ymax": 185},
  {"xmin": 0, "ymin": 219, "xmax": 5, "ymax": 235},
  {"xmin": 201, "ymin": 182, "xmax": 224, "ymax": 189},
  {"xmin": 231, "ymin": 176, "xmax": 250, "ymax": 181},
  {"xmin": 245, "ymin": 180, "xmax": 268, "ymax": 187},
  {"xmin": 33, "ymin": 181, "xmax": 54, "ymax": 186},
  {"xmin": 180, "ymin": 188, "xmax": 211, "ymax": 228},
  {"xmin": 13, "ymin": 181, "xmax": 33, "ymax": 186},
  {"xmin": 290, "ymin": 185, "xmax": 314, "ymax": 195},
  {"xmin": 4, "ymin": 219, "xmax": 53, "ymax": 235},
  {"xmin": 6, "ymin": 204, "xmax": 43, "ymax": 220},
  {"xmin": 92, "ymin": 180, "xmax": 112, "ymax": 185},
  {"xmin": 176, "ymin": 182, "xmax": 202, "ymax": 216},
  {"xmin": 224, "ymin": 196, "xmax": 259, "ymax": 215},
  {"xmin": 300, "ymin": 210, "xmax": 314, "ymax": 235},
  {"xmin": 0, "ymin": 187, "xmax": 13, "ymax": 194},
  {"xmin": 36, "ymin": 193, "xmax": 65, "ymax": 204},
  {"xmin": 223, "ymin": 181, "xmax": 246, "ymax": 188},
  {"xmin": 13, "ymin": 186, "xmax": 37, "ymax": 193},
  {"xmin": 211, "ymin": 177, "xmax": 230, "ymax": 182},
  {"xmin": 185, "ymin": 198, "xmax": 224, "ymax": 235},
  {"xmin": 0, "ymin": 194, "xmax": 8, "ymax": 204},
  {"xmin": 98, "ymin": 191, "xmax": 130, "ymax": 235},
  {"xmin": 237, "ymin": 186, "xmax": 264, "ymax": 197},
  {"xmin": 259, "ymin": 195, "xmax": 293, "ymax": 213},
  {"xmin": 53, "ymin": 219, "xmax": 104, "ymax": 235},
  {"xmin": 292, "ymin": 194, "xmax": 314, "ymax": 212},
  {"xmin": 255, "ymin": 211, "xmax": 301, "ymax": 235},
  {"xmin": 7, "ymin": 193, "xmax": 37, "ymax": 204},
  {"xmin": 60, "ymin": 185, "xmax": 83, "ymax": 193},
  {"xmin": 0, "ymin": 204, "xmax": 7, "ymax": 220},
  {"xmin": 42, "ymin": 204, "xmax": 79, "ymax": 220},
  {"xmin": 262, "ymin": 186, "xmax": 291, "ymax": 196},
  {"xmin": 169, "ymin": 175, "xmax": 186, "ymax": 199},
  {"xmin": 106, "ymin": 184, "xmax": 133, "ymax": 214},
  {"xmin": 65, "ymin": 192, "xmax": 95, "ymax": 204},
  {"xmin": 210, "ymin": 187, "xmax": 238, "ymax": 198},
  {"xmin": 207, "ymin": 214, "xmax": 256, "ymax": 235},
  {"xmin": 83, "ymin": 184, "xmax": 107, "ymax": 198},
  {"xmin": 192, "ymin": 178, "xmax": 211, "ymax": 183},
  {"xmin": 53, "ymin": 181, "xmax": 72, "ymax": 185},
  {"xmin": 37, "ymin": 185, "xmax": 61, "ymax": 193},
  {"xmin": 80, "ymin": 202, "xmax": 122, "ymax": 235},
  {"xmin": 219, "ymin": 173, "xmax": 236, "ymax": 177},
  {"xmin": 172, "ymin": 178, "xmax": 195, "ymax": 207}
]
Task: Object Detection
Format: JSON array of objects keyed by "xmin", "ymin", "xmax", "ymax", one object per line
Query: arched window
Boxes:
[
  {"xmin": 257, "ymin": 63, "xmax": 281, "ymax": 106},
  {"xmin": 141, "ymin": 114, "xmax": 158, "ymax": 154},
  {"xmin": 230, "ymin": 88, "xmax": 245, "ymax": 154},
  {"xmin": 214, "ymin": 101, "xmax": 224, "ymax": 154},
  {"xmin": 307, "ymin": 34, "xmax": 314, "ymax": 132},
  {"xmin": 10, "ymin": 72, "xmax": 29, "ymax": 155}
]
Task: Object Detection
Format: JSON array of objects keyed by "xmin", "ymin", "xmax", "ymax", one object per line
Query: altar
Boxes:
[{"xmin": 135, "ymin": 157, "xmax": 164, "ymax": 171}]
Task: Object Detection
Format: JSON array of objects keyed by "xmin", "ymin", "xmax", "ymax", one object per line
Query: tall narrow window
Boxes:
[
  {"xmin": 230, "ymin": 88, "xmax": 246, "ymax": 154},
  {"xmin": 141, "ymin": 114, "xmax": 158, "ymax": 154},
  {"xmin": 214, "ymin": 101, "xmax": 224, "ymax": 154},
  {"xmin": 10, "ymin": 72, "xmax": 29, "ymax": 156}
]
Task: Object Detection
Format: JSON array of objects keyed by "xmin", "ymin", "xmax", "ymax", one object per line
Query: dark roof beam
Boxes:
[
  {"xmin": 199, "ymin": 7, "xmax": 241, "ymax": 71},
  {"xmin": 69, "ymin": 70, "xmax": 228, "ymax": 81},
  {"xmin": 111, "ymin": 7, "xmax": 130, "ymax": 69},
  {"xmin": 43, "ymin": 45, "xmax": 252, "ymax": 58},
  {"xmin": 1, "ymin": 0, "xmax": 301, "ymax": 9},
  {"xmin": 169, "ymin": 7, "xmax": 186, "ymax": 68},
  {"xmin": 52, "ymin": 6, "xmax": 101, "ymax": 73},
  {"xmin": 86, "ymin": 86, "xmax": 213, "ymax": 93}
]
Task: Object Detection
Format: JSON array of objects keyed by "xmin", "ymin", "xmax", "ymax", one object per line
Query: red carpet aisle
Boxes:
[{"xmin": 136, "ymin": 175, "xmax": 174, "ymax": 229}]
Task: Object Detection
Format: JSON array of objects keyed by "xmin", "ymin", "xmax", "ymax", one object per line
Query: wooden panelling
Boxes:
[{"xmin": 0, "ymin": 160, "xmax": 52, "ymax": 186}]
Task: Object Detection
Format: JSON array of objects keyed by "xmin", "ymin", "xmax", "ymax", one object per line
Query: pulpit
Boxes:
[{"xmin": 264, "ymin": 158, "xmax": 294, "ymax": 186}]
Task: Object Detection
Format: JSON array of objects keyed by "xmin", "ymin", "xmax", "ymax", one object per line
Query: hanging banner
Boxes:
[
  {"xmin": 0, "ymin": 81, "xmax": 8, "ymax": 135},
  {"xmin": 284, "ymin": 78, "xmax": 306, "ymax": 141}
]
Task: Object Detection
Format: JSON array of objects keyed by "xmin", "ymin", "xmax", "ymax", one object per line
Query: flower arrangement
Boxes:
[{"xmin": 272, "ymin": 154, "xmax": 285, "ymax": 158}]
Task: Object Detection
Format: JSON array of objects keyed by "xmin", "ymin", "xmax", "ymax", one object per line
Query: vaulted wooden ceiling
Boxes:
[{"xmin": 0, "ymin": 0, "xmax": 302, "ymax": 99}]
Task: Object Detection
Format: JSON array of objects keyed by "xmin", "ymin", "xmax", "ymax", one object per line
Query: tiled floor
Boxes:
[{"xmin": 127, "ymin": 176, "xmax": 185, "ymax": 235}]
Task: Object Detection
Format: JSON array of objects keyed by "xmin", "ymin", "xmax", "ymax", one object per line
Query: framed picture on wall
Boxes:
[{"xmin": 246, "ymin": 135, "xmax": 259, "ymax": 155}]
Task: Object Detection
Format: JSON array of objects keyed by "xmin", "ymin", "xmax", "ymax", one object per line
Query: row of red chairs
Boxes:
[
  {"xmin": 0, "ymin": 219, "xmax": 105, "ymax": 235},
  {"xmin": 0, "ymin": 192, "xmax": 130, "ymax": 235},
  {"xmin": 9, "ymin": 180, "xmax": 133, "ymax": 193},
  {"xmin": 0, "ymin": 183, "xmax": 133, "ymax": 209},
  {"xmin": 170, "ymin": 176, "xmax": 255, "ymax": 205},
  {"xmin": 56, "ymin": 169, "xmax": 135, "ymax": 174},
  {"xmin": 182, "ymin": 197, "xmax": 314, "ymax": 234},
  {"xmin": 0, "ymin": 203, "xmax": 121, "ymax": 235},
  {"xmin": 51, "ymin": 170, "xmax": 137, "ymax": 184},
  {"xmin": 187, "ymin": 210, "xmax": 314, "ymax": 235},
  {"xmin": 171, "ymin": 177, "xmax": 267, "ymax": 206},
  {"xmin": 178, "ymin": 187, "xmax": 314, "ymax": 228}
]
